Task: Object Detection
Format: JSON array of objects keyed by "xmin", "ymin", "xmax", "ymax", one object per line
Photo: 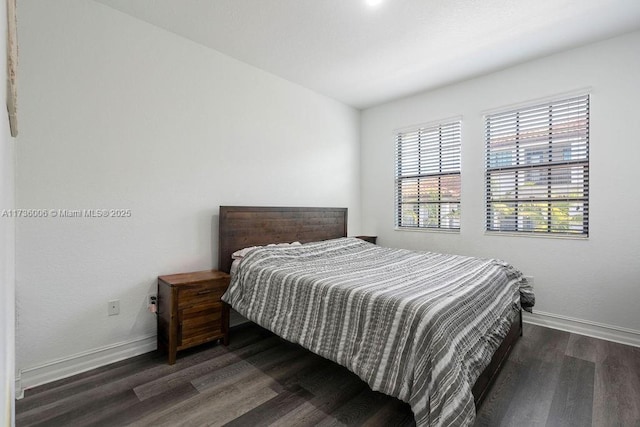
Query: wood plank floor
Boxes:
[{"xmin": 16, "ymin": 323, "xmax": 640, "ymax": 427}]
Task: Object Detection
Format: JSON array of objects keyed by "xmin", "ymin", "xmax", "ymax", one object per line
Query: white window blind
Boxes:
[
  {"xmin": 485, "ymin": 95, "xmax": 589, "ymax": 236},
  {"xmin": 395, "ymin": 121, "xmax": 461, "ymax": 230}
]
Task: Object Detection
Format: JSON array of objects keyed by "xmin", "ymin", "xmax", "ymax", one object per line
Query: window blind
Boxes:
[
  {"xmin": 395, "ymin": 121, "xmax": 461, "ymax": 230},
  {"xmin": 485, "ymin": 95, "xmax": 589, "ymax": 236}
]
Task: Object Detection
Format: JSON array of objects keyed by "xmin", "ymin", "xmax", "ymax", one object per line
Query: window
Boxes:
[
  {"xmin": 395, "ymin": 120, "xmax": 461, "ymax": 230},
  {"xmin": 485, "ymin": 95, "xmax": 589, "ymax": 236}
]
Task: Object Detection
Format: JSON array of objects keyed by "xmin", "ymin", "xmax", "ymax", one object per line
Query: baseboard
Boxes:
[
  {"xmin": 523, "ymin": 310, "xmax": 640, "ymax": 348},
  {"xmin": 14, "ymin": 312, "xmax": 638, "ymax": 399},
  {"xmin": 16, "ymin": 334, "xmax": 156, "ymax": 399}
]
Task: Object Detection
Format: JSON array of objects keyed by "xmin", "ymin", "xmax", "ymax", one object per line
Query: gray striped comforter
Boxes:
[{"xmin": 222, "ymin": 237, "xmax": 534, "ymax": 426}]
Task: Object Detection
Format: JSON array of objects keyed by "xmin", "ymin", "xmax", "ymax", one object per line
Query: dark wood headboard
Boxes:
[{"xmin": 218, "ymin": 206, "xmax": 348, "ymax": 273}]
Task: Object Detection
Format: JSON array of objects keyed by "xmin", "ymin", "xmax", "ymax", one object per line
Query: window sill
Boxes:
[
  {"xmin": 484, "ymin": 231, "xmax": 589, "ymax": 240},
  {"xmin": 395, "ymin": 227, "xmax": 460, "ymax": 234}
]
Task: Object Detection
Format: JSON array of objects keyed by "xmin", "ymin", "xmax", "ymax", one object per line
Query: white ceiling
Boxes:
[{"xmin": 94, "ymin": 0, "xmax": 640, "ymax": 109}]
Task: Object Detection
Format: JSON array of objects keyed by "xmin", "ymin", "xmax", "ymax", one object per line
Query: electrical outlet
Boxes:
[
  {"xmin": 148, "ymin": 294, "xmax": 158, "ymax": 314},
  {"xmin": 524, "ymin": 276, "xmax": 534, "ymax": 287},
  {"xmin": 108, "ymin": 300, "xmax": 120, "ymax": 316}
]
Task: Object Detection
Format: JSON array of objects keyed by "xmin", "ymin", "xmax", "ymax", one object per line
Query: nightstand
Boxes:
[
  {"xmin": 355, "ymin": 235, "xmax": 377, "ymax": 244},
  {"xmin": 157, "ymin": 269, "xmax": 230, "ymax": 365}
]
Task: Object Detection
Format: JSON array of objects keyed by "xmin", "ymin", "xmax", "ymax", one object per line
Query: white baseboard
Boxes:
[
  {"xmin": 14, "ymin": 311, "xmax": 639, "ymax": 399},
  {"xmin": 16, "ymin": 334, "xmax": 156, "ymax": 399},
  {"xmin": 523, "ymin": 310, "xmax": 640, "ymax": 348}
]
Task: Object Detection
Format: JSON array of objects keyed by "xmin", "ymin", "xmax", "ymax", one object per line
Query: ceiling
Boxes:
[{"xmin": 94, "ymin": 0, "xmax": 640, "ymax": 109}]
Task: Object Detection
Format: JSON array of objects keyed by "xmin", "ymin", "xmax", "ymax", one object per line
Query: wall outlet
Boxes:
[
  {"xmin": 148, "ymin": 294, "xmax": 158, "ymax": 314},
  {"xmin": 108, "ymin": 300, "xmax": 120, "ymax": 316},
  {"xmin": 524, "ymin": 276, "xmax": 534, "ymax": 287}
]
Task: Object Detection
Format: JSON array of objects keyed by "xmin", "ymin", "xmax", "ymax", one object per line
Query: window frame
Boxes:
[
  {"xmin": 484, "ymin": 94, "xmax": 590, "ymax": 237},
  {"xmin": 394, "ymin": 119, "xmax": 462, "ymax": 231}
]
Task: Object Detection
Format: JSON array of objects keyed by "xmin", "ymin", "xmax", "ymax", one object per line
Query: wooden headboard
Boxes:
[{"xmin": 218, "ymin": 206, "xmax": 348, "ymax": 273}]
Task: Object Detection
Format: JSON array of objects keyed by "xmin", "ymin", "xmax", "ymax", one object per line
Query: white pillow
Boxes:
[
  {"xmin": 231, "ymin": 241, "xmax": 301, "ymax": 260},
  {"xmin": 267, "ymin": 241, "xmax": 301, "ymax": 247},
  {"xmin": 231, "ymin": 246, "xmax": 259, "ymax": 260}
]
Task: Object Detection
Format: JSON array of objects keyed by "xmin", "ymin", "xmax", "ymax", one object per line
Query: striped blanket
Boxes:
[{"xmin": 222, "ymin": 238, "xmax": 534, "ymax": 426}]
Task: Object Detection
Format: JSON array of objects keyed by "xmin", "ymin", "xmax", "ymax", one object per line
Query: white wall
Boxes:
[
  {"xmin": 15, "ymin": 0, "xmax": 360, "ymax": 393},
  {"xmin": 1, "ymin": 130, "xmax": 15, "ymax": 423},
  {"xmin": 361, "ymin": 31, "xmax": 640, "ymax": 343},
  {"xmin": 1, "ymin": 0, "xmax": 16, "ymax": 421}
]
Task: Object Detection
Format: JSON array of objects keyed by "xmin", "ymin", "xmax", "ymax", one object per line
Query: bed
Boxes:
[{"xmin": 218, "ymin": 206, "xmax": 534, "ymax": 427}]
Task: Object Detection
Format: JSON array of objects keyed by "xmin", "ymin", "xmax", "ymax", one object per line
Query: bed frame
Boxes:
[{"xmin": 217, "ymin": 205, "xmax": 521, "ymax": 409}]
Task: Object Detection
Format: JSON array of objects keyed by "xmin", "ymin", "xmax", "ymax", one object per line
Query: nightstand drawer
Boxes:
[
  {"xmin": 180, "ymin": 302, "xmax": 223, "ymax": 329},
  {"xmin": 179, "ymin": 302, "xmax": 222, "ymax": 345},
  {"xmin": 178, "ymin": 281, "xmax": 227, "ymax": 308},
  {"xmin": 179, "ymin": 324, "xmax": 223, "ymax": 348}
]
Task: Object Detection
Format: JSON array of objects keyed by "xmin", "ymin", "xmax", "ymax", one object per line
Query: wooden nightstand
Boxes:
[
  {"xmin": 355, "ymin": 235, "xmax": 377, "ymax": 244},
  {"xmin": 157, "ymin": 269, "xmax": 230, "ymax": 365}
]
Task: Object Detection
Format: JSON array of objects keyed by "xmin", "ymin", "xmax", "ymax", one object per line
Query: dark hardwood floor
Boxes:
[{"xmin": 16, "ymin": 322, "xmax": 640, "ymax": 426}]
